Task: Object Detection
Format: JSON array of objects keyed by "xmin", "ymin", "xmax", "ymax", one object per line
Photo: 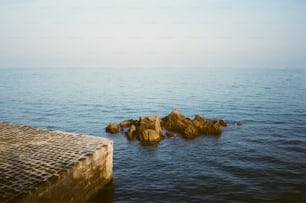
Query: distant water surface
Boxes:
[{"xmin": 0, "ymin": 67, "xmax": 306, "ymax": 202}]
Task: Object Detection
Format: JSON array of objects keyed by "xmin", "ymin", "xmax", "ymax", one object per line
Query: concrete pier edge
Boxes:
[{"xmin": 0, "ymin": 122, "xmax": 113, "ymax": 203}]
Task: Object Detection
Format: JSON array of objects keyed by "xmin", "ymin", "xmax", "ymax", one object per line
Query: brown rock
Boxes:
[
  {"xmin": 207, "ymin": 121, "xmax": 222, "ymax": 135},
  {"xmin": 148, "ymin": 115, "xmax": 159, "ymax": 122},
  {"xmin": 219, "ymin": 119, "xmax": 227, "ymax": 127},
  {"xmin": 183, "ymin": 125, "xmax": 198, "ymax": 138},
  {"xmin": 192, "ymin": 114, "xmax": 207, "ymax": 133},
  {"xmin": 199, "ymin": 126, "xmax": 209, "ymax": 135},
  {"xmin": 105, "ymin": 123, "xmax": 120, "ymax": 134},
  {"xmin": 126, "ymin": 124, "xmax": 136, "ymax": 139},
  {"xmin": 194, "ymin": 114, "xmax": 206, "ymax": 123},
  {"xmin": 137, "ymin": 115, "xmax": 163, "ymax": 136},
  {"xmin": 120, "ymin": 119, "xmax": 135, "ymax": 128},
  {"xmin": 138, "ymin": 129, "xmax": 161, "ymax": 142},
  {"xmin": 162, "ymin": 109, "xmax": 187, "ymax": 133},
  {"xmin": 106, "ymin": 109, "xmax": 228, "ymax": 140},
  {"xmin": 163, "ymin": 109, "xmax": 200, "ymax": 138}
]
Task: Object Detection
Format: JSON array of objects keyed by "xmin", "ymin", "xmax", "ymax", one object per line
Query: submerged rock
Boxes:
[{"xmin": 165, "ymin": 131, "xmax": 175, "ymax": 137}]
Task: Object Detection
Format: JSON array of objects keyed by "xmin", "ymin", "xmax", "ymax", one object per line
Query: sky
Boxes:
[{"xmin": 0, "ymin": 0, "xmax": 305, "ymax": 68}]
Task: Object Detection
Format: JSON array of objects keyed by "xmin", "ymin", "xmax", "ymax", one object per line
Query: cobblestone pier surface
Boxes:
[{"xmin": 0, "ymin": 122, "xmax": 113, "ymax": 203}]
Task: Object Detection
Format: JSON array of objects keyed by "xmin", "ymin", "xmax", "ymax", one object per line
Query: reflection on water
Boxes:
[{"xmin": 87, "ymin": 181, "xmax": 114, "ymax": 203}]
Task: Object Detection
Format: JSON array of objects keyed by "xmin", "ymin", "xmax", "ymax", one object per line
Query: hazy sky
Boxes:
[{"xmin": 0, "ymin": 0, "xmax": 305, "ymax": 68}]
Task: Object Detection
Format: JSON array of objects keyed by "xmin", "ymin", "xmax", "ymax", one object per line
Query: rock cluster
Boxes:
[{"xmin": 105, "ymin": 109, "xmax": 227, "ymax": 143}]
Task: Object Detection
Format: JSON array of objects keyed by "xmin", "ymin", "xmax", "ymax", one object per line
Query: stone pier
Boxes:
[{"xmin": 0, "ymin": 122, "xmax": 113, "ymax": 203}]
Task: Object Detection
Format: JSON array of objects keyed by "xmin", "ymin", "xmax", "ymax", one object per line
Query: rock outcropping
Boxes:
[{"xmin": 105, "ymin": 109, "xmax": 229, "ymax": 143}]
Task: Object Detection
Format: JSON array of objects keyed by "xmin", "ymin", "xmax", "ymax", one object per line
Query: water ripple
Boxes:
[{"xmin": 1, "ymin": 67, "xmax": 306, "ymax": 202}]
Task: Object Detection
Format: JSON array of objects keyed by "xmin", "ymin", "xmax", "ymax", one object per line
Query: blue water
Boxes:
[{"xmin": 1, "ymin": 67, "xmax": 306, "ymax": 202}]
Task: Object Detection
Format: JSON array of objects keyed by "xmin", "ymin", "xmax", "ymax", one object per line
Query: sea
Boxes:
[{"xmin": 0, "ymin": 67, "xmax": 305, "ymax": 202}]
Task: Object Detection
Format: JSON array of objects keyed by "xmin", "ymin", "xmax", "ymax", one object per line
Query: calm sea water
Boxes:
[{"xmin": 0, "ymin": 67, "xmax": 306, "ymax": 202}]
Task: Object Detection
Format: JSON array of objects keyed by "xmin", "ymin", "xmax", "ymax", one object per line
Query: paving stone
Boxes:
[{"xmin": 0, "ymin": 122, "xmax": 113, "ymax": 203}]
